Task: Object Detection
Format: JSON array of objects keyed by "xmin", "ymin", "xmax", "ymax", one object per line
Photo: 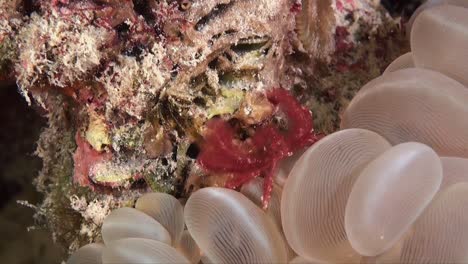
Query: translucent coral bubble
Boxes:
[
  {"xmin": 275, "ymin": 149, "xmax": 306, "ymax": 187},
  {"xmin": 440, "ymin": 157, "xmax": 468, "ymax": 189},
  {"xmin": 341, "ymin": 68, "xmax": 468, "ymax": 158},
  {"xmin": 67, "ymin": 243, "xmax": 104, "ymax": 264},
  {"xmin": 200, "ymin": 254, "xmax": 214, "ymax": 264},
  {"xmin": 345, "ymin": 142, "xmax": 442, "ymax": 256},
  {"xmin": 102, "ymin": 238, "xmax": 190, "ymax": 264},
  {"xmin": 184, "ymin": 187, "xmax": 288, "ymax": 263},
  {"xmin": 383, "ymin": 52, "xmax": 414, "ymax": 74},
  {"xmin": 412, "ymin": 5, "xmax": 468, "ymax": 87},
  {"xmin": 241, "ymin": 177, "xmax": 283, "ymax": 229},
  {"xmin": 400, "ymin": 183, "xmax": 468, "ymax": 263},
  {"xmin": 101, "ymin": 207, "xmax": 171, "ymax": 245},
  {"xmin": 407, "ymin": 0, "xmax": 468, "ymax": 37},
  {"xmin": 240, "ymin": 177, "xmax": 296, "ymax": 260},
  {"xmin": 135, "ymin": 192, "xmax": 184, "ymax": 245},
  {"xmin": 289, "ymin": 256, "xmax": 324, "ymax": 264},
  {"xmin": 177, "ymin": 230, "xmax": 201, "ymax": 264},
  {"xmin": 360, "ymin": 234, "xmax": 409, "ymax": 264},
  {"xmin": 281, "ymin": 129, "xmax": 391, "ymax": 263}
]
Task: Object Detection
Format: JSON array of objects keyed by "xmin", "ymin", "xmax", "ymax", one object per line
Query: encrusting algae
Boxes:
[{"xmin": 0, "ymin": 0, "xmax": 410, "ymax": 254}]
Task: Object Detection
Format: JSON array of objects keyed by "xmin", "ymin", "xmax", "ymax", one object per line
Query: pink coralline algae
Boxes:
[
  {"xmin": 73, "ymin": 133, "xmax": 112, "ymax": 188},
  {"xmin": 290, "ymin": 2, "xmax": 302, "ymax": 13},
  {"xmin": 197, "ymin": 88, "xmax": 321, "ymax": 208},
  {"xmin": 336, "ymin": 0, "xmax": 356, "ymax": 12}
]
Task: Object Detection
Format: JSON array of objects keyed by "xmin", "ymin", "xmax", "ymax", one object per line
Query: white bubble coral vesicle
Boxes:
[
  {"xmin": 281, "ymin": 129, "xmax": 391, "ymax": 263},
  {"xmin": 240, "ymin": 177, "xmax": 283, "ymax": 230},
  {"xmin": 412, "ymin": 5, "xmax": 468, "ymax": 88},
  {"xmin": 101, "ymin": 207, "xmax": 172, "ymax": 245},
  {"xmin": 383, "ymin": 52, "xmax": 414, "ymax": 74},
  {"xmin": 240, "ymin": 177, "xmax": 296, "ymax": 260},
  {"xmin": 289, "ymin": 255, "xmax": 324, "ymax": 264},
  {"xmin": 135, "ymin": 192, "xmax": 185, "ymax": 246},
  {"xmin": 440, "ymin": 157, "xmax": 468, "ymax": 189},
  {"xmin": 102, "ymin": 238, "xmax": 190, "ymax": 264},
  {"xmin": 407, "ymin": 0, "xmax": 468, "ymax": 39},
  {"xmin": 341, "ymin": 68, "xmax": 468, "ymax": 158},
  {"xmin": 67, "ymin": 243, "xmax": 104, "ymax": 264},
  {"xmin": 275, "ymin": 149, "xmax": 307, "ymax": 188},
  {"xmin": 177, "ymin": 230, "xmax": 201, "ymax": 264},
  {"xmin": 184, "ymin": 187, "xmax": 288, "ymax": 263},
  {"xmin": 345, "ymin": 142, "xmax": 443, "ymax": 256},
  {"xmin": 400, "ymin": 183, "xmax": 468, "ymax": 263},
  {"xmin": 360, "ymin": 234, "xmax": 409, "ymax": 264}
]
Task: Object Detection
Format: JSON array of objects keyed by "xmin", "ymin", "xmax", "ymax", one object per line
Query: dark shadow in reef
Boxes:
[
  {"xmin": 381, "ymin": 0, "xmax": 424, "ymax": 19},
  {"xmin": 0, "ymin": 82, "xmax": 62, "ymax": 263}
]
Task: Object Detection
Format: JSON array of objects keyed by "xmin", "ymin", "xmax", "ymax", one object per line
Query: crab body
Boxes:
[{"xmin": 198, "ymin": 88, "xmax": 321, "ymax": 208}]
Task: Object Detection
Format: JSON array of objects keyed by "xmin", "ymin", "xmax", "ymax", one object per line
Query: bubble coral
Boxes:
[
  {"xmin": 68, "ymin": 185, "xmax": 290, "ymax": 264},
  {"xmin": 68, "ymin": 192, "xmax": 198, "ymax": 264},
  {"xmin": 345, "ymin": 142, "xmax": 442, "ymax": 256},
  {"xmin": 68, "ymin": 141, "xmax": 467, "ymax": 263},
  {"xmin": 342, "ymin": 5, "xmax": 468, "ymax": 158},
  {"xmin": 281, "ymin": 128, "xmax": 392, "ymax": 263}
]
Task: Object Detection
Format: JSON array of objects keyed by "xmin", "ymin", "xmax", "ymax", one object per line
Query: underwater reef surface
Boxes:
[{"xmin": 0, "ymin": 0, "xmax": 413, "ymax": 255}]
